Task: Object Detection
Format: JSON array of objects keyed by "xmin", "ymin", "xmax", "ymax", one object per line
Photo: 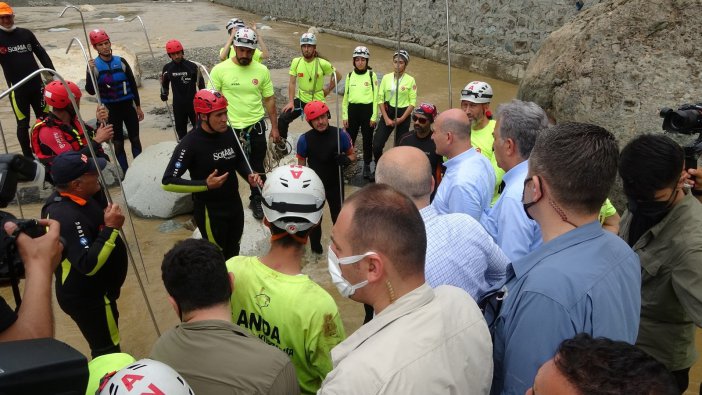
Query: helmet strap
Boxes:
[{"xmin": 270, "ymin": 231, "xmax": 309, "ymax": 245}]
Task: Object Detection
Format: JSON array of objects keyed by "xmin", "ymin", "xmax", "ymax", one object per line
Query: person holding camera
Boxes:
[
  {"xmin": 41, "ymin": 151, "xmax": 127, "ymax": 358},
  {"xmin": 0, "ymin": 218, "xmax": 62, "ymax": 341}
]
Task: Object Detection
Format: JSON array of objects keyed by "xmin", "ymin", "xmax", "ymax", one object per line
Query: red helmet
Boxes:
[
  {"xmin": 89, "ymin": 29, "xmax": 110, "ymax": 45},
  {"xmin": 413, "ymin": 102, "xmax": 438, "ymax": 122},
  {"xmin": 165, "ymin": 39, "xmax": 183, "ymax": 54},
  {"xmin": 44, "ymin": 80, "xmax": 82, "ymax": 109},
  {"xmin": 193, "ymin": 89, "xmax": 228, "ymax": 115},
  {"xmin": 304, "ymin": 101, "xmax": 329, "ymax": 122}
]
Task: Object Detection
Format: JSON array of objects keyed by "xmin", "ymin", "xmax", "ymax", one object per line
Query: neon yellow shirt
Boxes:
[
  {"xmin": 599, "ymin": 198, "xmax": 617, "ymax": 224},
  {"xmin": 342, "ymin": 70, "xmax": 378, "ymax": 121},
  {"xmin": 289, "ymin": 56, "xmax": 335, "ymax": 103},
  {"xmin": 210, "ymin": 59, "xmax": 274, "ymax": 128},
  {"xmin": 377, "ymin": 72, "xmax": 417, "ymax": 109},
  {"xmin": 226, "ymin": 256, "xmax": 346, "ymax": 394},
  {"xmin": 220, "ymin": 46, "xmax": 264, "ymax": 63},
  {"xmin": 471, "ymin": 119, "xmax": 505, "ymax": 204}
]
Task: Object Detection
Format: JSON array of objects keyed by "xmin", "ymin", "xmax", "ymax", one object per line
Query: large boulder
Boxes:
[
  {"xmin": 518, "ymin": 0, "xmax": 702, "ymax": 143},
  {"xmin": 122, "ymin": 141, "xmax": 193, "ymax": 218}
]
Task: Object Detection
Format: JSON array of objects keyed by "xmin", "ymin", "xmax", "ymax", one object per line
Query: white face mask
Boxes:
[{"xmin": 327, "ymin": 245, "xmax": 374, "ymax": 298}]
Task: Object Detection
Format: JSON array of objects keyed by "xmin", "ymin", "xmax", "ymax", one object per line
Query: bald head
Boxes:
[
  {"xmin": 435, "ymin": 108, "xmax": 471, "ymax": 140},
  {"xmin": 375, "ymin": 147, "xmax": 432, "ymax": 203}
]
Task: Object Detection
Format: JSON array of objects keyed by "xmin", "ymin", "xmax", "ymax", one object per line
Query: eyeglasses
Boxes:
[{"xmin": 412, "ymin": 115, "xmax": 429, "ymax": 124}]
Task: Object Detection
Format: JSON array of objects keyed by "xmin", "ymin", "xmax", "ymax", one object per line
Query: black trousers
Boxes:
[
  {"xmin": 373, "ymin": 105, "xmax": 410, "ymax": 162},
  {"xmin": 10, "ymin": 85, "xmax": 46, "ymax": 157},
  {"xmin": 193, "ymin": 199, "xmax": 244, "ymax": 259},
  {"xmin": 59, "ymin": 295, "xmax": 121, "ymax": 359},
  {"xmin": 278, "ymin": 98, "xmax": 307, "ymax": 140},
  {"xmin": 233, "ymin": 118, "xmax": 267, "ymax": 199},
  {"xmin": 347, "ymin": 103, "xmax": 374, "ymax": 165},
  {"xmin": 309, "ymin": 172, "xmax": 343, "ymax": 249},
  {"xmin": 173, "ymin": 100, "xmax": 196, "ymax": 140},
  {"xmin": 106, "ymin": 100, "xmax": 141, "ymax": 171}
]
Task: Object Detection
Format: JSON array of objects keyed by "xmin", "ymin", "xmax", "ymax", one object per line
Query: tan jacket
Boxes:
[
  {"xmin": 621, "ymin": 194, "xmax": 702, "ymax": 371},
  {"xmin": 318, "ymin": 284, "xmax": 493, "ymax": 394}
]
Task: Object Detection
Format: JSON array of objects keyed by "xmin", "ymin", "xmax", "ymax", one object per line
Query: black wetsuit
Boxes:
[
  {"xmin": 160, "ymin": 59, "xmax": 204, "ymax": 139},
  {"xmin": 41, "ymin": 191, "xmax": 127, "ymax": 358},
  {"xmin": 85, "ymin": 56, "xmax": 141, "ymax": 172},
  {"xmin": 0, "ymin": 27, "xmax": 54, "ymax": 157},
  {"xmin": 162, "ymin": 126, "xmax": 250, "ymax": 259},
  {"xmin": 399, "ymin": 131, "xmax": 444, "ymax": 200}
]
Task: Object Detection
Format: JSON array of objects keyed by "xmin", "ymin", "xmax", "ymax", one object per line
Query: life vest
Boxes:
[
  {"xmin": 94, "ymin": 55, "xmax": 134, "ymax": 103},
  {"xmin": 31, "ymin": 114, "xmax": 88, "ymax": 164}
]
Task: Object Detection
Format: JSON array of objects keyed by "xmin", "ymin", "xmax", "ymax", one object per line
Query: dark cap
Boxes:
[{"xmin": 51, "ymin": 151, "xmax": 107, "ymax": 184}]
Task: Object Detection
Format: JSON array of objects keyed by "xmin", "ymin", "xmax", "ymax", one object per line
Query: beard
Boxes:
[{"xmin": 237, "ymin": 56, "xmax": 251, "ymax": 66}]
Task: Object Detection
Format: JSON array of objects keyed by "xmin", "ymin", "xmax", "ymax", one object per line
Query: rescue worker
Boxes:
[
  {"xmin": 0, "ymin": 2, "xmax": 55, "ymax": 157},
  {"xmin": 398, "ymin": 102, "xmax": 443, "ymax": 197},
  {"xmin": 31, "ymin": 80, "xmax": 112, "ymax": 181},
  {"xmin": 373, "ymin": 49, "xmax": 417, "ymax": 166},
  {"xmin": 85, "ymin": 28, "xmax": 143, "ymax": 173},
  {"xmin": 41, "ymin": 151, "xmax": 127, "ymax": 358},
  {"xmin": 160, "ymin": 39, "xmax": 205, "ymax": 140},
  {"xmin": 219, "ymin": 17, "xmax": 268, "ymax": 63},
  {"xmin": 227, "ymin": 164, "xmax": 346, "ymax": 394},
  {"xmin": 279, "ymin": 33, "xmax": 340, "ymax": 140},
  {"xmin": 162, "ymin": 89, "xmax": 262, "ymax": 259},
  {"xmin": 342, "ymin": 46, "xmax": 378, "ymax": 180},
  {"xmin": 296, "ymin": 101, "xmax": 355, "ymax": 254},
  {"xmin": 210, "ymin": 27, "xmax": 278, "ymax": 220}
]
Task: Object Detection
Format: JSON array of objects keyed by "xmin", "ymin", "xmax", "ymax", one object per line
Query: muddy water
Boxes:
[{"xmin": 0, "ymin": 2, "xmax": 517, "ymax": 360}]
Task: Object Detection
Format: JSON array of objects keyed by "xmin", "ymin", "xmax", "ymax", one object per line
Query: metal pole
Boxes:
[
  {"xmin": 127, "ymin": 16, "xmax": 156, "ymax": 60},
  {"xmin": 392, "ymin": 0, "xmax": 404, "ymax": 138},
  {"xmin": 332, "ymin": 72, "xmax": 344, "ymax": 203},
  {"xmin": 445, "ymin": 0, "xmax": 453, "ymax": 108},
  {"xmin": 59, "ymin": 5, "xmax": 93, "ymax": 59},
  {"xmin": 164, "ymin": 101, "xmax": 179, "ymax": 142},
  {"xmin": 67, "ymin": 37, "xmax": 151, "ymax": 283},
  {"xmin": 0, "ymin": 68, "xmax": 161, "ymax": 337}
]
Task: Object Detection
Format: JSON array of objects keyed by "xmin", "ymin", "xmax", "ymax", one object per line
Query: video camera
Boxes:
[
  {"xmin": 0, "ymin": 154, "xmax": 46, "ymax": 304},
  {"xmin": 660, "ymin": 103, "xmax": 702, "ymax": 169}
]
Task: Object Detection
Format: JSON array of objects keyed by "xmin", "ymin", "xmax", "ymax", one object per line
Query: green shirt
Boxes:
[
  {"xmin": 598, "ymin": 198, "xmax": 617, "ymax": 224},
  {"xmin": 227, "ymin": 256, "xmax": 346, "ymax": 394},
  {"xmin": 210, "ymin": 59, "xmax": 274, "ymax": 128},
  {"xmin": 220, "ymin": 46, "xmax": 264, "ymax": 63},
  {"xmin": 342, "ymin": 70, "xmax": 378, "ymax": 121},
  {"xmin": 620, "ymin": 194, "xmax": 702, "ymax": 371},
  {"xmin": 471, "ymin": 119, "xmax": 504, "ymax": 204},
  {"xmin": 377, "ymin": 72, "xmax": 417, "ymax": 108},
  {"xmin": 289, "ymin": 56, "xmax": 335, "ymax": 103}
]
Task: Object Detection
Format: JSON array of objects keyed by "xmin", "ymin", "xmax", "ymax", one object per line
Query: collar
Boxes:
[
  {"xmin": 512, "ymin": 220, "xmax": 602, "ymax": 278},
  {"xmin": 332, "ymin": 284, "xmax": 434, "ymax": 363},
  {"xmin": 59, "ymin": 192, "xmax": 88, "ymax": 206},
  {"xmin": 471, "ymin": 119, "xmax": 494, "ymax": 132},
  {"xmin": 502, "ymin": 160, "xmax": 529, "ymax": 186},
  {"xmin": 419, "ymin": 204, "xmax": 438, "ymax": 222},
  {"xmin": 625, "ymin": 193, "xmax": 698, "ymax": 248},
  {"xmin": 444, "ymin": 147, "xmax": 477, "ymax": 168}
]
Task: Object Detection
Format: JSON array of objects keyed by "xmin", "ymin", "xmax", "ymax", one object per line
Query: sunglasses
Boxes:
[{"xmin": 412, "ymin": 115, "xmax": 429, "ymax": 124}]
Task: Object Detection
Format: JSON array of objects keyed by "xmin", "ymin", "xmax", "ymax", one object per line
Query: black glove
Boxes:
[
  {"xmin": 335, "ymin": 154, "xmax": 352, "ymax": 167},
  {"xmin": 160, "ymin": 94, "xmax": 168, "ymax": 102}
]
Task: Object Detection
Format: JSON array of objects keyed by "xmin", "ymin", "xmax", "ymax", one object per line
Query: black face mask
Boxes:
[
  {"xmin": 522, "ymin": 176, "xmax": 541, "ymax": 220},
  {"xmin": 626, "ymin": 189, "xmax": 677, "ymax": 246}
]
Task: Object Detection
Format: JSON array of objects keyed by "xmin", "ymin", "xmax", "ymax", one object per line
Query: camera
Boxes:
[
  {"xmin": 660, "ymin": 104, "xmax": 702, "ymax": 135},
  {"xmin": 660, "ymin": 104, "xmax": 702, "ymax": 169}
]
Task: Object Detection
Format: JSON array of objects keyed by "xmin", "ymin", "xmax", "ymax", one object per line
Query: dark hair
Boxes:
[
  {"xmin": 344, "ymin": 183, "xmax": 426, "ymax": 278},
  {"xmin": 161, "ymin": 239, "xmax": 231, "ymax": 314},
  {"xmin": 495, "ymin": 99, "xmax": 550, "ymax": 159},
  {"xmin": 619, "ymin": 134, "xmax": 684, "ymax": 201},
  {"xmin": 530, "ymin": 122, "xmax": 619, "ymax": 214},
  {"xmin": 555, "ymin": 333, "xmax": 678, "ymax": 395},
  {"xmin": 269, "ymin": 222, "xmax": 312, "ymax": 249}
]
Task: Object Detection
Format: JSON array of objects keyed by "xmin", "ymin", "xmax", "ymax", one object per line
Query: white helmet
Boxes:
[
  {"xmin": 98, "ymin": 359, "xmax": 193, "ymax": 395},
  {"xmin": 394, "ymin": 49, "xmax": 410, "ymax": 64},
  {"xmin": 262, "ymin": 165, "xmax": 325, "ymax": 234},
  {"xmin": 226, "ymin": 18, "xmax": 245, "ymax": 33},
  {"xmin": 353, "ymin": 46, "xmax": 370, "ymax": 59},
  {"xmin": 461, "ymin": 81, "xmax": 493, "ymax": 104},
  {"xmin": 300, "ymin": 33, "xmax": 317, "ymax": 46},
  {"xmin": 234, "ymin": 28, "xmax": 257, "ymax": 49}
]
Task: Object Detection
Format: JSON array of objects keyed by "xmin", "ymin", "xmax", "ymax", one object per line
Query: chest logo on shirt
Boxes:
[
  {"xmin": 401, "ymin": 86, "xmax": 406, "ymax": 91},
  {"xmin": 0, "ymin": 43, "xmax": 31, "ymax": 54},
  {"xmin": 251, "ymin": 78, "xmax": 259, "ymax": 86},
  {"xmin": 212, "ymin": 147, "xmax": 235, "ymax": 161},
  {"xmin": 255, "ymin": 292, "xmax": 270, "ymax": 308},
  {"xmin": 174, "ymin": 161, "xmax": 182, "ymax": 169},
  {"xmin": 364, "ymin": 81, "xmax": 369, "ymax": 86},
  {"xmin": 79, "ymin": 237, "xmax": 89, "ymax": 246},
  {"xmin": 297, "ymin": 72, "xmax": 304, "ymax": 77}
]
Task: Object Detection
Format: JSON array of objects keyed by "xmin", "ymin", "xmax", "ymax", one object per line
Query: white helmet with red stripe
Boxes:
[{"xmin": 261, "ymin": 165, "xmax": 325, "ymax": 234}]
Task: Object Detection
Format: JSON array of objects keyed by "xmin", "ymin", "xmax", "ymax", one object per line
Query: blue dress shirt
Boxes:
[{"xmin": 489, "ymin": 221, "xmax": 641, "ymax": 395}]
